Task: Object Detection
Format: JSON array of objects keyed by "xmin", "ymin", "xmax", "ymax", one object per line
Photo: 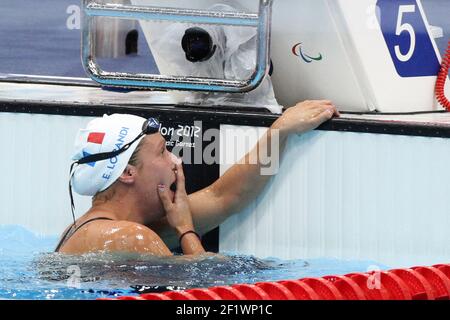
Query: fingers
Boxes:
[
  {"xmin": 157, "ymin": 184, "xmax": 173, "ymax": 210},
  {"xmin": 328, "ymin": 104, "xmax": 340, "ymax": 117},
  {"xmin": 313, "ymin": 108, "xmax": 335, "ymax": 124},
  {"xmin": 296, "ymin": 100, "xmax": 337, "ymax": 113},
  {"xmin": 175, "ymin": 163, "xmax": 187, "ymax": 196},
  {"xmin": 314, "ymin": 100, "xmax": 334, "ymax": 106},
  {"xmin": 279, "ymin": 99, "xmax": 339, "ymax": 135},
  {"xmin": 312, "ymin": 102, "xmax": 340, "ymax": 118},
  {"xmin": 314, "ymin": 101, "xmax": 337, "ymax": 115},
  {"xmin": 322, "ymin": 105, "xmax": 340, "ymax": 117}
]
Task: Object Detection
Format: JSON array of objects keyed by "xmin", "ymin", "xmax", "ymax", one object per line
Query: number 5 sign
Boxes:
[{"xmin": 377, "ymin": 0, "xmax": 441, "ymax": 78}]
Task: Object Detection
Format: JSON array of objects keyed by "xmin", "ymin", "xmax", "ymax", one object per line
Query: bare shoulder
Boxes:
[
  {"xmin": 94, "ymin": 221, "xmax": 173, "ymax": 255},
  {"xmin": 61, "ymin": 220, "xmax": 172, "ymax": 256},
  {"xmin": 102, "ymin": 220, "xmax": 157, "ymax": 236}
]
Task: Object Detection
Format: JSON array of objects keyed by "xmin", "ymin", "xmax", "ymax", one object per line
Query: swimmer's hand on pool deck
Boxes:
[
  {"xmin": 151, "ymin": 100, "xmax": 339, "ymax": 250},
  {"xmin": 158, "ymin": 163, "xmax": 206, "ymax": 256},
  {"xmin": 272, "ymin": 100, "xmax": 340, "ymax": 137}
]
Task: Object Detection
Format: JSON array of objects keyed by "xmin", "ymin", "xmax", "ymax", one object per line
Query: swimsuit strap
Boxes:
[{"xmin": 54, "ymin": 217, "xmax": 114, "ymax": 252}]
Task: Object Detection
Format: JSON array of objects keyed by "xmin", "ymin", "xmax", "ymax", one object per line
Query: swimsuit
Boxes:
[{"xmin": 54, "ymin": 217, "xmax": 114, "ymax": 252}]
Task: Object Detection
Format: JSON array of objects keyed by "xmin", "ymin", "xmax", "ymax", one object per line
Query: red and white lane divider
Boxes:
[{"xmin": 101, "ymin": 263, "xmax": 450, "ymax": 300}]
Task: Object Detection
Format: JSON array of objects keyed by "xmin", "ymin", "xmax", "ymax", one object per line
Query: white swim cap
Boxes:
[{"xmin": 71, "ymin": 114, "xmax": 147, "ymax": 196}]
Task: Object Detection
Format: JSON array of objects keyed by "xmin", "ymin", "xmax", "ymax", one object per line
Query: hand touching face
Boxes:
[{"xmin": 157, "ymin": 163, "xmax": 195, "ymax": 235}]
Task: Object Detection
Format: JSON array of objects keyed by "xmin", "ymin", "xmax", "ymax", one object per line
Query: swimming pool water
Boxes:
[{"xmin": 0, "ymin": 225, "xmax": 387, "ymax": 300}]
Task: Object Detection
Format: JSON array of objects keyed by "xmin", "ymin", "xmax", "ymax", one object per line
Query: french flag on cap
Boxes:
[
  {"xmin": 83, "ymin": 132, "xmax": 105, "ymax": 167},
  {"xmin": 87, "ymin": 132, "xmax": 105, "ymax": 145}
]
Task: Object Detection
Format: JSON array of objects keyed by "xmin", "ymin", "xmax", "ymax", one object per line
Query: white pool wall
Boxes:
[
  {"xmin": 0, "ymin": 113, "xmax": 93, "ymax": 236},
  {"xmin": 219, "ymin": 125, "xmax": 450, "ymax": 269}
]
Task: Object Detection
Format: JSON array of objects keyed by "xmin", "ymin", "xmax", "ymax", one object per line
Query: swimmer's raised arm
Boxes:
[
  {"xmin": 193, "ymin": 100, "xmax": 339, "ymax": 228},
  {"xmin": 152, "ymin": 101, "xmax": 339, "ymax": 248}
]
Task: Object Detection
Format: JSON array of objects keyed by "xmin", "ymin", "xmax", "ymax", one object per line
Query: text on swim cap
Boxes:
[{"xmin": 102, "ymin": 127, "xmax": 130, "ymax": 181}]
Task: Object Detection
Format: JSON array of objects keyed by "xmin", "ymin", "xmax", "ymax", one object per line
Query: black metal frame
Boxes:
[{"xmin": 2, "ymin": 99, "xmax": 450, "ymax": 138}]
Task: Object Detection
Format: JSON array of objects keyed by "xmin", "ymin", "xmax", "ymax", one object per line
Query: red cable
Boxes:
[{"xmin": 436, "ymin": 40, "xmax": 450, "ymax": 110}]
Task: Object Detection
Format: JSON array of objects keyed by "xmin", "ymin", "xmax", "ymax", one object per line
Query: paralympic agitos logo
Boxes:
[{"xmin": 292, "ymin": 43, "xmax": 323, "ymax": 63}]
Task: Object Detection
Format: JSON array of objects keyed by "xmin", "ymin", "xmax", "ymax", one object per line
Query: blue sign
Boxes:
[{"xmin": 377, "ymin": 0, "xmax": 441, "ymax": 77}]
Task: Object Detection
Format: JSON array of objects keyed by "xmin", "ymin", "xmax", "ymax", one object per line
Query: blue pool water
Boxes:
[{"xmin": 0, "ymin": 225, "xmax": 387, "ymax": 300}]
